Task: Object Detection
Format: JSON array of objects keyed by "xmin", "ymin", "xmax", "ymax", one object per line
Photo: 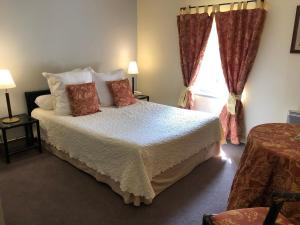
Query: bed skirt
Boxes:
[{"xmin": 43, "ymin": 142, "xmax": 220, "ymax": 206}]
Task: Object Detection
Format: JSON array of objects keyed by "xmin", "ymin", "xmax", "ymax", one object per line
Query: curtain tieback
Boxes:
[
  {"xmin": 227, "ymin": 93, "xmax": 241, "ymax": 115},
  {"xmin": 178, "ymin": 86, "xmax": 193, "ymax": 108}
]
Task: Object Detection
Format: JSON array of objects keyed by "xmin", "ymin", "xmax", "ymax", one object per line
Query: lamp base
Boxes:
[{"xmin": 2, "ymin": 117, "xmax": 20, "ymax": 124}]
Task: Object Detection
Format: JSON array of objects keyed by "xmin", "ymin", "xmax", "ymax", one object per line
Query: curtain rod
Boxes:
[{"xmin": 180, "ymin": 0, "xmax": 264, "ymax": 10}]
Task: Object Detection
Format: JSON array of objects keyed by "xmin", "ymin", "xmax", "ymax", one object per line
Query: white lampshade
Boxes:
[
  {"xmin": 128, "ymin": 61, "xmax": 139, "ymax": 75},
  {"xmin": 0, "ymin": 69, "xmax": 16, "ymax": 89}
]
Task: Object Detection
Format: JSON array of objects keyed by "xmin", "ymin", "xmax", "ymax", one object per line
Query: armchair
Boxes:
[{"xmin": 203, "ymin": 192, "xmax": 300, "ymax": 225}]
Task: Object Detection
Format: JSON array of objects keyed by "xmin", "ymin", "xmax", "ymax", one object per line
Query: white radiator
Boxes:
[{"xmin": 287, "ymin": 110, "xmax": 300, "ymax": 124}]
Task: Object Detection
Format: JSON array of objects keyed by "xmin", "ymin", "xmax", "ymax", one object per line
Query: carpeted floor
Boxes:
[{"xmin": 0, "ymin": 144, "xmax": 243, "ymax": 225}]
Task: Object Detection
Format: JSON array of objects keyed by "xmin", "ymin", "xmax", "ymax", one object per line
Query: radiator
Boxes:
[{"xmin": 287, "ymin": 110, "xmax": 300, "ymax": 124}]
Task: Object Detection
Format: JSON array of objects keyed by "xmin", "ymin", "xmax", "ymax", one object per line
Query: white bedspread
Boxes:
[{"xmin": 32, "ymin": 101, "xmax": 221, "ymax": 200}]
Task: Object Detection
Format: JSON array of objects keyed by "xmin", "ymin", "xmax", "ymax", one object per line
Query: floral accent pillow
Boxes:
[
  {"xmin": 66, "ymin": 82, "xmax": 100, "ymax": 117},
  {"xmin": 106, "ymin": 79, "xmax": 137, "ymax": 107}
]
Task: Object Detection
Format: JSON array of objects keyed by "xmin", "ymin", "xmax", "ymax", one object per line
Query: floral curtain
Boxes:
[
  {"xmin": 177, "ymin": 13, "xmax": 213, "ymax": 109},
  {"xmin": 215, "ymin": 8, "xmax": 267, "ymax": 144}
]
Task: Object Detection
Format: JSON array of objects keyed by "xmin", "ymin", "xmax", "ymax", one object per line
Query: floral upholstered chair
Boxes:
[{"xmin": 203, "ymin": 192, "xmax": 300, "ymax": 225}]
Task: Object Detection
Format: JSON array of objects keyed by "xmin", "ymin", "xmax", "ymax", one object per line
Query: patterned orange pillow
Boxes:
[
  {"xmin": 66, "ymin": 82, "xmax": 100, "ymax": 117},
  {"xmin": 107, "ymin": 79, "xmax": 137, "ymax": 107}
]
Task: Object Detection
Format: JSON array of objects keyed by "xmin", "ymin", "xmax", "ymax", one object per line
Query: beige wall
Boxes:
[
  {"xmin": 0, "ymin": 0, "xmax": 137, "ymax": 117},
  {"xmin": 138, "ymin": 0, "xmax": 300, "ymax": 136}
]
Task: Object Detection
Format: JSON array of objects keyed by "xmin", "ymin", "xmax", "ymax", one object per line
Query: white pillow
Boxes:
[
  {"xmin": 35, "ymin": 95, "xmax": 54, "ymax": 110},
  {"xmin": 42, "ymin": 68, "xmax": 93, "ymax": 115},
  {"xmin": 43, "ymin": 67, "xmax": 84, "ymax": 94},
  {"xmin": 92, "ymin": 69, "xmax": 125, "ymax": 106}
]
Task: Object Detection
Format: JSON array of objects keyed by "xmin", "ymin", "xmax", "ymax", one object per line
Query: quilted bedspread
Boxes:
[{"xmin": 32, "ymin": 101, "xmax": 221, "ymax": 201}]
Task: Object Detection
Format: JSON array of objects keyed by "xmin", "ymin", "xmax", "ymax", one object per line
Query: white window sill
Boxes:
[{"xmin": 193, "ymin": 90, "xmax": 223, "ymax": 99}]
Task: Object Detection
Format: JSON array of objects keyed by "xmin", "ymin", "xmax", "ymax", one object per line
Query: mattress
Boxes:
[{"xmin": 32, "ymin": 101, "xmax": 222, "ymax": 203}]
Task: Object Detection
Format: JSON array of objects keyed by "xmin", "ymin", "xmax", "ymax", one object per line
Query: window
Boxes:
[{"xmin": 192, "ymin": 19, "xmax": 228, "ymax": 99}]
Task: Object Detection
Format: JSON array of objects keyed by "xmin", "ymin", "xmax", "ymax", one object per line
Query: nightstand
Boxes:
[
  {"xmin": 0, "ymin": 114, "xmax": 42, "ymax": 163},
  {"xmin": 135, "ymin": 94, "xmax": 150, "ymax": 102}
]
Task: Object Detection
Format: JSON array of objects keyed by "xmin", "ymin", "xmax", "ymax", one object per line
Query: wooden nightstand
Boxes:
[
  {"xmin": 0, "ymin": 114, "xmax": 42, "ymax": 163},
  {"xmin": 135, "ymin": 94, "xmax": 150, "ymax": 102}
]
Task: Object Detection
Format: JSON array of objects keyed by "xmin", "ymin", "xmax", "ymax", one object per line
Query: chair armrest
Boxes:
[
  {"xmin": 272, "ymin": 192, "xmax": 300, "ymax": 202},
  {"xmin": 264, "ymin": 192, "xmax": 299, "ymax": 225}
]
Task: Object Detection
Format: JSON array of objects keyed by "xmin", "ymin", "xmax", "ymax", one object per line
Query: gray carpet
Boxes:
[{"xmin": 0, "ymin": 144, "xmax": 243, "ymax": 225}]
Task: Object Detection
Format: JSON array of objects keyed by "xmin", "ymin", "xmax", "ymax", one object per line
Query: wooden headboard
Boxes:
[{"xmin": 25, "ymin": 90, "xmax": 51, "ymax": 115}]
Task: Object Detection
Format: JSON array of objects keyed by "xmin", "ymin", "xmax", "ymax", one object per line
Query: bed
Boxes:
[{"xmin": 25, "ymin": 90, "xmax": 222, "ymax": 206}]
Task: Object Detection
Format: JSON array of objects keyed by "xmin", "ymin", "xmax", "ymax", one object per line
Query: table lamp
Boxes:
[
  {"xmin": 128, "ymin": 61, "xmax": 139, "ymax": 94},
  {"xmin": 0, "ymin": 69, "xmax": 20, "ymax": 124}
]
